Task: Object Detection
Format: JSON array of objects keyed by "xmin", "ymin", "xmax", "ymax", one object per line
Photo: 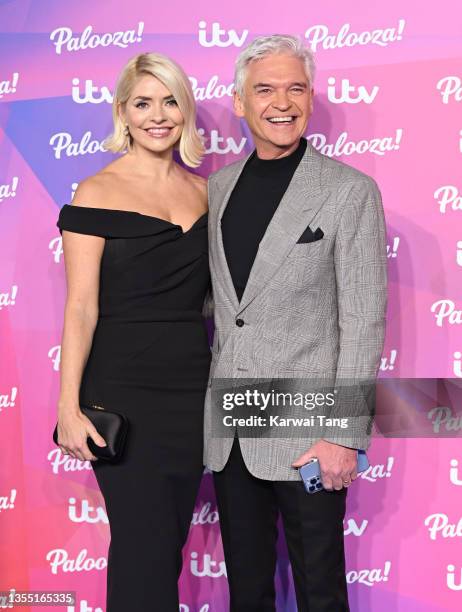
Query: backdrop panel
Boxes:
[{"xmin": 1, "ymin": 1, "xmax": 461, "ymax": 610}]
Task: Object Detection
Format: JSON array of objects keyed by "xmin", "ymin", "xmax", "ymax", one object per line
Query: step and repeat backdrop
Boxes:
[{"xmin": 1, "ymin": 1, "xmax": 462, "ymax": 610}]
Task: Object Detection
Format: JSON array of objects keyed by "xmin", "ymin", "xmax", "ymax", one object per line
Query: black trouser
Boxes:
[{"xmin": 213, "ymin": 437, "xmax": 350, "ymax": 612}]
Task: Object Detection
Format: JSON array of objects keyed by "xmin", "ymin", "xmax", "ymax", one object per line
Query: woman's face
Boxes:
[{"xmin": 120, "ymin": 74, "xmax": 184, "ymax": 155}]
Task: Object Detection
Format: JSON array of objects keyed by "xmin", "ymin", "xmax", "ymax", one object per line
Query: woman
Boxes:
[{"xmin": 55, "ymin": 52, "xmax": 210, "ymax": 611}]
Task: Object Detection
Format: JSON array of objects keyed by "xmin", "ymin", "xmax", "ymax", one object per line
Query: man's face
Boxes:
[{"xmin": 234, "ymin": 53, "xmax": 313, "ymax": 159}]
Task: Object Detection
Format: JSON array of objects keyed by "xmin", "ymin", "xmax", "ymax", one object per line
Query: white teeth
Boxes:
[
  {"xmin": 146, "ymin": 128, "xmax": 171, "ymax": 133},
  {"xmin": 268, "ymin": 117, "xmax": 294, "ymax": 123}
]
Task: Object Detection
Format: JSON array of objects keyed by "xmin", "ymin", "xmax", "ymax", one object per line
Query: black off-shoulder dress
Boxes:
[{"xmin": 57, "ymin": 204, "xmax": 211, "ymax": 612}]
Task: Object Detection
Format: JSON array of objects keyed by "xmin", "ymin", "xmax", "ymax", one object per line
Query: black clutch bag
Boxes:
[{"xmin": 53, "ymin": 404, "xmax": 129, "ymax": 462}]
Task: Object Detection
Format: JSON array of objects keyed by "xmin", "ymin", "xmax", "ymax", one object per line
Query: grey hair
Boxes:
[{"xmin": 234, "ymin": 34, "xmax": 316, "ymax": 97}]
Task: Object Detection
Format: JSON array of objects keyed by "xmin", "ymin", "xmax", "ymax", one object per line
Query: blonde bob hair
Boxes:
[{"xmin": 104, "ymin": 52, "xmax": 204, "ymax": 168}]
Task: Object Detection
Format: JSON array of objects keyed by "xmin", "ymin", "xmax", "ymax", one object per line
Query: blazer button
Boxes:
[{"xmin": 235, "ymin": 318, "xmax": 245, "ymax": 327}]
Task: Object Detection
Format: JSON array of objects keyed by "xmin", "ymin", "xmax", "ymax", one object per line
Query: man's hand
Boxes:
[{"xmin": 292, "ymin": 440, "xmax": 358, "ymax": 491}]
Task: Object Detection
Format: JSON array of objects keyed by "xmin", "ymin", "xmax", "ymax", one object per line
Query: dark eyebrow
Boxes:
[{"xmin": 133, "ymin": 95, "xmax": 176, "ymax": 101}]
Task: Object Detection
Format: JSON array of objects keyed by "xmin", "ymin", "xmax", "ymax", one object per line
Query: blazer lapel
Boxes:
[
  {"xmin": 237, "ymin": 142, "xmax": 331, "ymax": 314},
  {"xmin": 214, "ymin": 152, "xmax": 252, "ymax": 311}
]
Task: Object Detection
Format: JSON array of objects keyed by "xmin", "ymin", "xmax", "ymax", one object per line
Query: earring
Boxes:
[{"xmin": 124, "ymin": 125, "xmax": 130, "ymax": 136}]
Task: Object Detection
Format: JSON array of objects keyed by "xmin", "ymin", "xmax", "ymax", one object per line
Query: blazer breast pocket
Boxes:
[{"xmin": 296, "ymin": 226, "xmax": 324, "ymax": 244}]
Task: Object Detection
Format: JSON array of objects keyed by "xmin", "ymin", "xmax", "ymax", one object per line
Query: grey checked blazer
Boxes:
[{"xmin": 204, "ymin": 141, "xmax": 388, "ymax": 481}]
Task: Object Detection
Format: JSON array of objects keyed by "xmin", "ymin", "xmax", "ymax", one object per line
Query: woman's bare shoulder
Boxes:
[
  {"xmin": 71, "ymin": 166, "xmax": 121, "ymax": 209},
  {"xmin": 190, "ymin": 171, "xmax": 207, "ymax": 185},
  {"xmin": 181, "ymin": 168, "xmax": 207, "ymax": 198}
]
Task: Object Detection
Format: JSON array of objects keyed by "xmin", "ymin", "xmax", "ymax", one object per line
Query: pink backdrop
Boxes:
[{"xmin": 1, "ymin": 1, "xmax": 462, "ymax": 610}]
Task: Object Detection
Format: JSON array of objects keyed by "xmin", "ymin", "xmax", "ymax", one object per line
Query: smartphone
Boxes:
[{"xmin": 299, "ymin": 450, "xmax": 370, "ymax": 494}]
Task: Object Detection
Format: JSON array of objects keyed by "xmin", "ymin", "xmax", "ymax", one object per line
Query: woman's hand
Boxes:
[{"xmin": 56, "ymin": 407, "xmax": 107, "ymax": 462}]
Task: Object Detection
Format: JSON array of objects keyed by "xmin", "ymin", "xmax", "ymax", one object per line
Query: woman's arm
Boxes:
[
  {"xmin": 58, "ymin": 230, "xmax": 102, "ymax": 410},
  {"xmin": 56, "ymin": 185, "xmax": 108, "ymax": 462}
]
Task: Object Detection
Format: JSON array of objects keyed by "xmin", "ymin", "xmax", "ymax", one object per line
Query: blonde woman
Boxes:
[{"xmin": 55, "ymin": 53, "xmax": 210, "ymax": 611}]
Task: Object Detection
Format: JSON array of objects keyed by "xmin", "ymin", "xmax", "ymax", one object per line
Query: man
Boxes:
[{"xmin": 205, "ymin": 35, "xmax": 387, "ymax": 611}]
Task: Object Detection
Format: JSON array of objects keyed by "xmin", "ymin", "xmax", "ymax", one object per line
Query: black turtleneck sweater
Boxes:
[{"xmin": 221, "ymin": 137, "xmax": 307, "ymax": 302}]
